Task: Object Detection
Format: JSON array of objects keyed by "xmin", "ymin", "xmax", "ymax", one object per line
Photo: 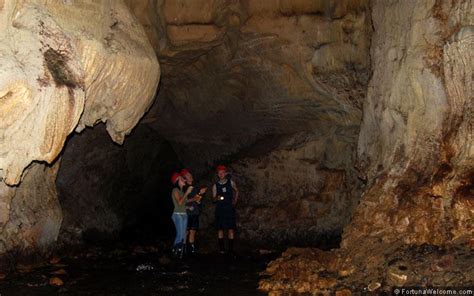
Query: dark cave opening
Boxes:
[
  {"xmin": 54, "ymin": 116, "xmax": 352, "ymax": 254},
  {"xmin": 55, "ymin": 123, "xmax": 179, "ymax": 246}
]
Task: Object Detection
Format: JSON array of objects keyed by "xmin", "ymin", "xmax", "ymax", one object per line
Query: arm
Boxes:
[
  {"xmin": 184, "ymin": 186, "xmax": 193, "ymax": 198},
  {"xmin": 188, "ymin": 195, "xmax": 199, "ymax": 202},
  {"xmin": 189, "ymin": 187, "xmax": 207, "ymax": 202},
  {"xmin": 212, "ymin": 184, "xmax": 217, "ymax": 201},
  {"xmin": 188, "ymin": 194, "xmax": 202, "ymax": 203},
  {"xmin": 231, "ymin": 180, "xmax": 239, "ymax": 206},
  {"xmin": 172, "ymin": 189, "xmax": 186, "ymax": 205}
]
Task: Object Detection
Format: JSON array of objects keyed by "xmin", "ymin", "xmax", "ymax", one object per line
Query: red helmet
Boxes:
[
  {"xmin": 171, "ymin": 172, "xmax": 180, "ymax": 184},
  {"xmin": 216, "ymin": 165, "xmax": 226, "ymax": 172},
  {"xmin": 180, "ymin": 168, "xmax": 190, "ymax": 176}
]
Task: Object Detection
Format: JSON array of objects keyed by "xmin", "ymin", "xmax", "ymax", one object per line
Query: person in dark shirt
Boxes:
[
  {"xmin": 212, "ymin": 165, "xmax": 239, "ymax": 254},
  {"xmin": 180, "ymin": 169, "xmax": 206, "ymax": 255}
]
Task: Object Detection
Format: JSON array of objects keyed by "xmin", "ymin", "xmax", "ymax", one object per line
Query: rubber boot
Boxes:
[
  {"xmin": 189, "ymin": 243, "xmax": 196, "ymax": 255},
  {"xmin": 218, "ymin": 238, "xmax": 225, "ymax": 254},
  {"xmin": 179, "ymin": 243, "xmax": 186, "ymax": 259},
  {"xmin": 228, "ymin": 238, "xmax": 235, "ymax": 257},
  {"xmin": 179, "ymin": 243, "xmax": 188, "ymax": 259},
  {"xmin": 228, "ymin": 238, "xmax": 234, "ymax": 253},
  {"xmin": 184, "ymin": 243, "xmax": 190, "ymax": 256}
]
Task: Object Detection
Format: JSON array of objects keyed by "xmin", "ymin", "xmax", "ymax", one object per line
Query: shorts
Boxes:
[
  {"xmin": 215, "ymin": 214, "xmax": 236, "ymax": 230},
  {"xmin": 187, "ymin": 214, "xmax": 200, "ymax": 230}
]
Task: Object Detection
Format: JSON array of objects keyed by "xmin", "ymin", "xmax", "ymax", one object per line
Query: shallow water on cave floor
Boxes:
[{"xmin": 0, "ymin": 244, "xmax": 278, "ymax": 296}]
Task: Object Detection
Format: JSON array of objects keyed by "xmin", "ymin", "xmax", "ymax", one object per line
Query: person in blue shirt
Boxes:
[{"xmin": 212, "ymin": 165, "xmax": 239, "ymax": 254}]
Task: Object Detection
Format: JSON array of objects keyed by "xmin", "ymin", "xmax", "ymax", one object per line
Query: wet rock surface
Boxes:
[
  {"xmin": 260, "ymin": 240, "xmax": 474, "ymax": 295},
  {"xmin": 0, "ymin": 243, "xmax": 274, "ymax": 296},
  {"xmin": 258, "ymin": 0, "xmax": 473, "ymax": 294},
  {"xmin": 0, "ymin": 163, "xmax": 62, "ymax": 264}
]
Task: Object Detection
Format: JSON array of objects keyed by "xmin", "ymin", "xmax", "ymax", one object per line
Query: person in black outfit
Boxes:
[
  {"xmin": 212, "ymin": 165, "xmax": 239, "ymax": 254},
  {"xmin": 180, "ymin": 169, "xmax": 206, "ymax": 255}
]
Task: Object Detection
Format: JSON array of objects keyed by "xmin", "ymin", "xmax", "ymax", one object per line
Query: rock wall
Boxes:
[
  {"xmin": 129, "ymin": 0, "xmax": 370, "ymax": 166},
  {"xmin": 0, "ymin": 0, "xmax": 160, "ymax": 258},
  {"xmin": 195, "ymin": 129, "xmax": 363, "ymax": 246},
  {"xmin": 0, "ymin": 163, "xmax": 61, "ymax": 263},
  {"xmin": 344, "ymin": 0, "xmax": 473, "ymax": 248},
  {"xmin": 127, "ymin": 0, "xmax": 371, "ymax": 244},
  {"xmin": 261, "ymin": 0, "xmax": 473, "ymax": 294},
  {"xmin": 0, "ymin": 0, "xmax": 159, "ymax": 186}
]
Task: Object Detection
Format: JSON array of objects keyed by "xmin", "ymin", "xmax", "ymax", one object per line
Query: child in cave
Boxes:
[
  {"xmin": 212, "ymin": 165, "xmax": 239, "ymax": 255},
  {"xmin": 180, "ymin": 168, "xmax": 207, "ymax": 255},
  {"xmin": 170, "ymin": 172, "xmax": 190, "ymax": 258}
]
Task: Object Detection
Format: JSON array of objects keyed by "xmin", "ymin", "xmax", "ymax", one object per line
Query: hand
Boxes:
[{"xmin": 185, "ymin": 186, "xmax": 194, "ymax": 194}]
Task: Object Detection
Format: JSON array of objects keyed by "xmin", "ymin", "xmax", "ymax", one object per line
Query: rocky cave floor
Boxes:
[
  {"xmin": 260, "ymin": 238, "xmax": 474, "ymax": 295},
  {"xmin": 0, "ymin": 237, "xmax": 472, "ymax": 295},
  {"xmin": 0, "ymin": 241, "xmax": 276, "ymax": 296}
]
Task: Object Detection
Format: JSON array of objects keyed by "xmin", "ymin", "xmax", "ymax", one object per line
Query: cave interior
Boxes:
[{"xmin": 0, "ymin": 0, "xmax": 472, "ymax": 295}]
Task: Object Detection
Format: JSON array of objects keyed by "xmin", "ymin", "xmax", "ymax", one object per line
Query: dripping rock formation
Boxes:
[{"xmin": 0, "ymin": 0, "xmax": 159, "ymax": 260}]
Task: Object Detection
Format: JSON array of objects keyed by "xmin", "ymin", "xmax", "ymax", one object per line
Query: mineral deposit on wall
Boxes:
[
  {"xmin": 261, "ymin": 0, "xmax": 473, "ymax": 293},
  {"xmin": 0, "ymin": 0, "xmax": 160, "ymax": 258},
  {"xmin": 0, "ymin": 0, "xmax": 160, "ymax": 186}
]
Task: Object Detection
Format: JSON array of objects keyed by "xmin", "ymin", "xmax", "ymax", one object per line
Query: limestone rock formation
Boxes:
[
  {"xmin": 0, "ymin": 0, "xmax": 160, "ymax": 186},
  {"xmin": 0, "ymin": 0, "xmax": 470, "ymax": 291},
  {"xmin": 129, "ymin": 0, "xmax": 370, "ymax": 166},
  {"xmin": 0, "ymin": 163, "xmax": 62, "ymax": 261},
  {"xmin": 230, "ymin": 131, "xmax": 363, "ymax": 246},
  {"xmin": 126, "ymin": 0, "xmax": 370, "ymax": 243},
  {"xmin": 195, "ymin": 129, "xmax": 364, "ymax": 246},
  {"xmin": 347, "ymin": 0, "xmax": 473, "ymax": 247},
  {"xmin": 260, "ymin": 242, "xmax": 473, "ymax": 294},
  {"xmin": 261, "ymin": 0, "xmax": 473, "ymax": 294},
  {"xmin": 0, "ymin": 0, "xmax": 160, "ymax": 259}
]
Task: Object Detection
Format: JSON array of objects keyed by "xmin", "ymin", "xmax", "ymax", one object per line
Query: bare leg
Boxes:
[
  {"xmin": 189, "ymin": 230, "xmax": 196, "ymax": 243},
  {"xmin": 228, "ymin": 229, "xmax": 235, "ymax": 254}
]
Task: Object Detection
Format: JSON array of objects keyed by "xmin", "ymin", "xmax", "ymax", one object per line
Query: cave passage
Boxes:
[{"xmin": 0, "ymin": 0, "xmax": 472, "ymax": 295}]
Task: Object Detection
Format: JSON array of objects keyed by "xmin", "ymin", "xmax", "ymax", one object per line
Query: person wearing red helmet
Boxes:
[
  {"xmin": 212, "ymin": 165, "xmax": 239, "ymax": 254},
  {"xmin": 170, "ymin": 172, "xmax": 192, "ymax": 258},
  {"xmin": 180, "ymin": 168, "xmax": 206, "ymax": 255},
  {"xmin": 180, "ymin": 168, "xmax": 193, "ymax": 184}
]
